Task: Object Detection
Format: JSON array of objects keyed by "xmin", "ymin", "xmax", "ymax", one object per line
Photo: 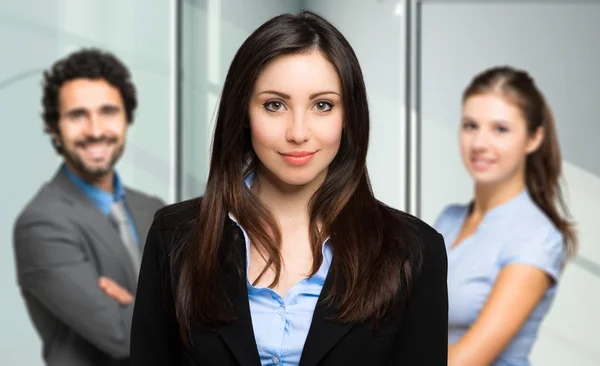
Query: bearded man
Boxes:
[{"xmin": 13, "ymin": 48, "xmax": 165, "ymax": 366}]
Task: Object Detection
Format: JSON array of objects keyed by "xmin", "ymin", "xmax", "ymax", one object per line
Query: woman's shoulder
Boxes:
[
  {"xmin": 379, "ymin": 202, "xmax": 438, "ymax": 237},
  {"xmin": 435, "ymin": 202, "xmax": 469, "ymax": 224},
  {"xmin": 378, "ymin": 202, "xmax": 447, "ymax": 264},
  {"xmin": 431, "ymin": 203, "xmax": 469, "ymax": 239},
  {"xmin": 149, "ymin": 197, "xmax": 203, "ymax": 257},
  {"xmin": 154, "ymin": 196, "xmax": 202, "ymax": 232},
  {"xmin": 147, "ymin": 197, "xmax": 204, "ymax": 273},
  {"xmin": 378, "ymin": 202, "xmax": 447, "ymax": 296},
  {"xmin": 517, "ymin": 194, "xmax": 562, "ymax": 236}
]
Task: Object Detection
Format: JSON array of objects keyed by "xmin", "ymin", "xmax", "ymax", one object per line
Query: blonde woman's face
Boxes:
[{"xmin": 459, "ymin": 93, "xmax": 543, "ymax": 187}]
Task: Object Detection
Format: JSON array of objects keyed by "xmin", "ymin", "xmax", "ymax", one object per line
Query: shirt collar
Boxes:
[{"xmin": 63, "ymin": 163, "xmax": 125, "ymax": 216}]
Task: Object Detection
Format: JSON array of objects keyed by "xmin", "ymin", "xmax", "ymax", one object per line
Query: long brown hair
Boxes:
[
  {"xmin": 463, "ymin": 66, "xmax": 577, "ymax": 259},
  {"xmin": 172, "ymin": 10, "xmax": 420, "ymax": 343}
]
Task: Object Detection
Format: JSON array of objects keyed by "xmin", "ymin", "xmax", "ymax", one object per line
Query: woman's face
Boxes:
[
  {"xmin": 460, "ymin": 93, "xmax": 543, "ymax": 188},
  {"xmin": 248, "ymin": 51, "xmax": 344, "ymax": 190}
]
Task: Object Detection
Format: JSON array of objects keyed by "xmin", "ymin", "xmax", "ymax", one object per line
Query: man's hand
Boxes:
[{"xmin": 98, "ymin": 277, "xmax": 134, "ymax": 305}]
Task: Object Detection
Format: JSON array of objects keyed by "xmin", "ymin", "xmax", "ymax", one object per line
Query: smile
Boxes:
[
  {"xmin": 471, "ymin": 157, "xmax": 494, "ymax": 172},
  {"xmin": 280, "ymin": 151, "xmax": 315, "ymax": 166},
  {"xmin": 80, "ymin": 142, "xmax": 113, "ymax": 160}
]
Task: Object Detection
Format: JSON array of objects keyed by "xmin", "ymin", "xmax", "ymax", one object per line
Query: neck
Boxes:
[
  {"xmin": 253, "ymin": 166, "xmax": 326, "ymax": 224},
  {"xmin": 64, "ymin": 161, "xmax": 114, "ymax": 194},
  {"xmin": 472, "ymin": 176, "xmax": 526, "ymax": 217}
]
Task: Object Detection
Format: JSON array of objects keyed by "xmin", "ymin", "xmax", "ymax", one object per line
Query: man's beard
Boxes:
[{"xmin": 63, "ymin": 136, "xmax": 125, "ymax": 180}]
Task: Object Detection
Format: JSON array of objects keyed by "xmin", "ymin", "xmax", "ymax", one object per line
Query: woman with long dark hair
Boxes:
[
  {"xmin": 435, "ymin": 66, "xmax": 577, "ymax": 366},
  {"xmin": 131, "ymin": 10, "xmax": 448, "ymax": 365}
]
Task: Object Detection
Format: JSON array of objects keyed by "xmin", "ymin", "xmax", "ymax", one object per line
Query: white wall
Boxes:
[
  {"xmin": 420, "ymin": 2, "xmax": 600, "ymax": 365},
  {"xmin": 0, "ymin": 1, "xmax": 174, "ymax": 364}
]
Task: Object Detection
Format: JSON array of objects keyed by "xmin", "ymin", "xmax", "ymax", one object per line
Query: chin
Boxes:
[
  {"xmin": 270, "ymin": 169, "xmax": 323, "ymax": 188},
  {"xmin": 85, "ymin": 167, "xmax": 113, "ymax": 178},
  {"xmin": 278, "ymin": 175, "xmax": 317, "ymax": 187},
  {"xmin": 78, "ymin": 158, "xmax": 115, "ymax": 175},
  {"xmin": 468, "ymin": 168, "xmax": 492, "ymax": 182},
  {"xmin": 471, "ymin": 173, "xmax": 507, "ymax": 187},
  {"xmin": 84, "ymin": 159, "xmax": 111, "ymax": 170}
]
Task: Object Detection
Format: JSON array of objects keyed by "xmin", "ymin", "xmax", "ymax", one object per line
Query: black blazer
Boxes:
[{"xmin": 130, "ymin": 198, "xmax": 448, "ymax": 365}]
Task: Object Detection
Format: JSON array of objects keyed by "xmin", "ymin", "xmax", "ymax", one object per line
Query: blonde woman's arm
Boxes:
[{"xmin": 449, "ymin": 263, "xmax": 553, "ymax": 365}]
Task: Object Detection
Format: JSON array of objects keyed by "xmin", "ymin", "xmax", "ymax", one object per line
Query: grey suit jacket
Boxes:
[{"xmin": 13, "ymin": 168, "xmax": 165, "ymax": 366}]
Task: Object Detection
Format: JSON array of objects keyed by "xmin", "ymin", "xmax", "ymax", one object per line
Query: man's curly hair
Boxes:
[{"xmin": 41, "ymin": 48, "xmax": 137, "ymax": 154}]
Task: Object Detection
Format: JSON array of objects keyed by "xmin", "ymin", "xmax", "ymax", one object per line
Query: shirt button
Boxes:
[
  {"xmin": 272, "ymin": 356, "xmax": 280, "ymax": 364},
  {"xmin": 276, "ymin": 308, "xmax": 284, "ymax": 316}
]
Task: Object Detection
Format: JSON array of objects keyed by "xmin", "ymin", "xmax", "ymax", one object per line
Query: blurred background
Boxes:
[{"xmin": 1, "ymin": 0, "xmax": 598, "ymax": 364}]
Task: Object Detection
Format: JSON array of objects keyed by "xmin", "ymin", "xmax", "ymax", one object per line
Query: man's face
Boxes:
[{"xmin": 54, "ymin": 78, "xmax": 128, "ymax": 180}]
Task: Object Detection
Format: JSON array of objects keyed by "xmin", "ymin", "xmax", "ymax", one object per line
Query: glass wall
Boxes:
[{"xmin": 0, "ymin": 1, "xmax": 175, "ymax": 364}]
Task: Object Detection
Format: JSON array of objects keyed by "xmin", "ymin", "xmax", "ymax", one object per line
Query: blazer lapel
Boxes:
[
  {"xmin": 299, "ymin": 265, "xmax": 355, "ymax": 366},
  {"xmin": 49, "ymin": 169, "xmax": 138, "ymax": 287},
  {"xmin": 215, "ymin": 221, "xmax": 262, "ymax": 366}
]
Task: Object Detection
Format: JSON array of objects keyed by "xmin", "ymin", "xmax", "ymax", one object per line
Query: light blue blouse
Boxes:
[
  {"xmin": 434, "ymin": 189, "xmax": 564, "ymax": 366},
  {"xmin": 227, "ymin": 214, "xmax": 332, "ymax": 366},
  {"xmin": 228, "ymin": 173, "xmax": 332, "ymax": 366}
]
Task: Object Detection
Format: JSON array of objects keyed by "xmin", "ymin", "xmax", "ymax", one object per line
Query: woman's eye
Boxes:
[
  {"xmin": 314, "ymin": 101, "xmax": 333, "ymax": 112},
  {"xmin": 462, "ymin": 121, "xmax": 476, "ymax": 130},
  {"xmin": 264, "ymin": 101, "xmax": 285, "ymax": 112}
]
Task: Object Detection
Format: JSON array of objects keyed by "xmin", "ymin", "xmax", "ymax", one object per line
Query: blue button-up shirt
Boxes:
[
  {"xmin": 230, "ymin": 174, "xmax": 332, "ymax": 366},
  {"xmin": 63, "ymin": 164, "xmax": 139, "ymax": 245}
]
